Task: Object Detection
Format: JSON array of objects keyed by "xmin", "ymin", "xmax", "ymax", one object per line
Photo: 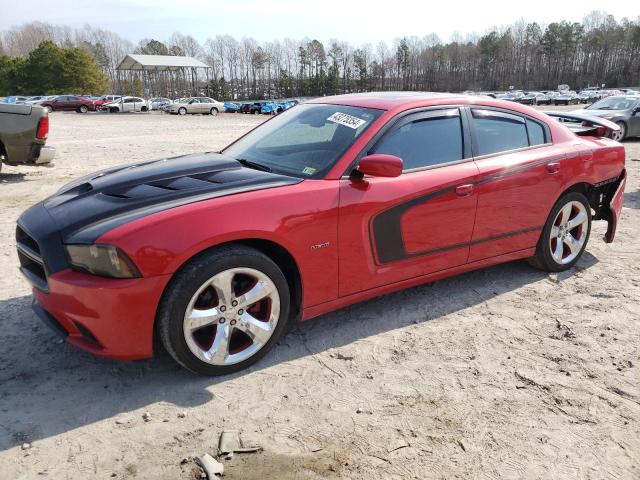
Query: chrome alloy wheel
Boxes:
[
  {"xmin": 183, "ymin": 268, "xmax": 280, "ymax": 366},
  {"xmin": 549, "ymin": 201, "xmax": 589, "ymax": 265},
  {"xmin": 611, "ymin": 122, "xmax": 626, "ymax": 142}
]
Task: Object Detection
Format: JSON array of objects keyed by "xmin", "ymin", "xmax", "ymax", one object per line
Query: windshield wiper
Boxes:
[{"xmin": 236, "ymin": 158, "xmax": 272, "ymax": 172}]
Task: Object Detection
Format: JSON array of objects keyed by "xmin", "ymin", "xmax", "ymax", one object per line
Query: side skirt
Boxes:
[{"xmin": 301, "ymin": 246, "xmax": 536, "ymax": 321}]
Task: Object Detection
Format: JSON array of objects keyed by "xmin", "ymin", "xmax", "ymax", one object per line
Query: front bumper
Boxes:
[{"xmin": 31, "ymin": 269, "xmax": 172, "ymax": 360}]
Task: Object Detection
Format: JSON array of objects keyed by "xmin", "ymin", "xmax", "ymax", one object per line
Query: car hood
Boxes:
[{"xmin": 20, "ymin": 152, "xmax": 300, "ymax": 247}]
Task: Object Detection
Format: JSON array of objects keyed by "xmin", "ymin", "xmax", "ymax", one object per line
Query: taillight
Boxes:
[{"xmin": 36, "ymin": 116, "xmax": 49, "ymax": 140}]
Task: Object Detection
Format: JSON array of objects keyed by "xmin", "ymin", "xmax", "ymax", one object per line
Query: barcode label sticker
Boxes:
[{"xmin": 327, "ymin": 112, "xmax": 366, "ymax": 129}]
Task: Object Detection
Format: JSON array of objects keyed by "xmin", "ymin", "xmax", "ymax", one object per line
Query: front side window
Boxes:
[
  {"xmin": 472, "ymin": 110, "xmax": 529, "ymax": 156},
  {"xmin": 224, "ymin": 104, "xmax": 382, "ymax": 178},
  {"xmin": 372, "ymin": 112, "xmax": 463, "ymax": 170}
]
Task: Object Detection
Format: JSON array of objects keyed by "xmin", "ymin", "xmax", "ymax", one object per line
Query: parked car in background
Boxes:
[
  {"xmin": 243, "ymin": 102, "xmax": 266, "ymax": 114},
  {"xmin": 261, "ymin": 100, "xmax": 300, "ymax": 115},
  {"xmin": 99, "ymin": 96, "xmax": 149, "ymax": 113},
  {"xmin": 94, "ymin": 95, "xmax": 122, "ymax": 107},
  {"xmin": 519, "ymin": 92, "xmax": 551, "ymax": 105},
  {"xmin": 549, "ymin": 91, "xmax": 579, "ymax": 105},
  {"xmin": 1, "ymin": 96, "xmax": 29, "ymax": 104},
  {"xmin": 149, "ymin": 97, "xmax": 172, "ymax": 110},
  {"xmin": 260, "ymin": 102, "xmax": 283, "ymax": 115},
  {"xmin": 0, "ymin": 103, "xmax": 55, "ymax": 173},
  {"xmin": 167, "ymin": 97, "xmax": 224, "ymax": 115},
  {"xmin": 16, "ymin": 93, "xmax": 626, "ymax": 375},
  {"xmin": 40, "ymin": 95, "xmax": 96, "ymax": 113},
  {"xmin": 224, "ymin": 101, "xmax": 241, "ymax": 113},
  {"xmin": 162, "ymin": 98, "xmax": 187, "ymax": 112},
  {"xmin": 574, "ymin": 95, "xmax": 640, "ymax": 141},
  {"xmin": 239, "ymin": 103, "xmax": 253, "ymax": 114},
  {"xmin": 25, "ymin": 96, "xmax": 51, "ymax": 104}
]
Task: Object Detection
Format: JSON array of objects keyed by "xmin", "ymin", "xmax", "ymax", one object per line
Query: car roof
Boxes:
[{"xmin": 307, "ymin": 91, "xmax": 478, "ymax": 110}]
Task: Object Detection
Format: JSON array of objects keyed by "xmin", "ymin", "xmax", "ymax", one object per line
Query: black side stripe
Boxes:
[
  {"xmin": 370, "ymin": 154, "xmax": 567, "ymax": 264},
  {"xmin": 380, "ymin": 226, "xmax": 542, "ymax": 263}
]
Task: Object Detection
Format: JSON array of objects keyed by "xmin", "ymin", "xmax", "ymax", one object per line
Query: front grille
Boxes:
[{"xmin": 16, "ymin": 226, "xmax": 48, "ymax": 291}]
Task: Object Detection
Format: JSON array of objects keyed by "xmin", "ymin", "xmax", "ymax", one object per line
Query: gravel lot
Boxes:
[{"xmin": 0, "ymin": 109, "xmax": 638, "ymax": 479}]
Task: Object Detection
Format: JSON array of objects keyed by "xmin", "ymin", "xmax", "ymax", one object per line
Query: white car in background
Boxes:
[{"xmin": 99, "ymin": 96, "xmax": 149, "ymax": 113}]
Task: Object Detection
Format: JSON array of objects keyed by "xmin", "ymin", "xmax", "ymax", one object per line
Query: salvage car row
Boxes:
[
  {"xmin": 471, "ymin": 88, "xmax": 639, "ymax": 105},
  {"xmin": 0, "ymin": 95, "xmax": 301, "ymax": 116}
]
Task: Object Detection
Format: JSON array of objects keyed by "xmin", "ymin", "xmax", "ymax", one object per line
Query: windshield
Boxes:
[
  {"xmin": 587, "ymin": 96, "xmax": 638, "ymax": 111},
  {"xmin": 223, "ymin": 104, "xmax": 383, "ymax": 178}
]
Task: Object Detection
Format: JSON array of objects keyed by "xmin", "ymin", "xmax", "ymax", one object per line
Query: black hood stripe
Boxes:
[{"xmin": 18, "ymin": 152, "xmax": 301, "ymax": 274}]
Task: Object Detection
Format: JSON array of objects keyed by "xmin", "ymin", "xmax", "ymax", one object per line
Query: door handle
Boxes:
[
  {"xmin": 546, "ymin": 162, "xmax": 560, "ymax": 174},
  {"xmin": 455, "ymin": 184, "xmax": 474, "ymax": 196}
]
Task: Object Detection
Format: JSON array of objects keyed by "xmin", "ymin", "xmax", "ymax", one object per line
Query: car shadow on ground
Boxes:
[
  {"xmin": 0, "ymin": 171, "xmax": 27, "ymax": 184},
  {"xmin": 0, "ymin": 253, "xmax": 599, "ymax": 450}
]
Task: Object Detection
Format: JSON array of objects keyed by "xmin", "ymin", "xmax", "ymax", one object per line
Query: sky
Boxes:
[{"xmin": 0, "ymin": 0, "xmax": 636, "ymax": 45}]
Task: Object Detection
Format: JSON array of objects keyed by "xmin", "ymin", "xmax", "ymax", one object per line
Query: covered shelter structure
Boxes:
[{"xmin": 116, "ymin": 54, "xmax": 213, "ymax": 99}]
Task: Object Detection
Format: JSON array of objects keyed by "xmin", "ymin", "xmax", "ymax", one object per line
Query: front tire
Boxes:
[
  {"xmin": 529, "ymin": 192, "xmax": 591, "ymax": 272},
  {"xmin": 210, "ymin": 107, "xmax": 218, "ymax": 116},
  {"xmin": 78, "ymin": 105, "xmax": 88, "ymax": 113},
  {"xmin": 178, "ymin": 107, "xmax": 187, "ymax": 115},
  {"xmin": 158, "ymin": 245, "xmax": 291, "ymax": 375}
]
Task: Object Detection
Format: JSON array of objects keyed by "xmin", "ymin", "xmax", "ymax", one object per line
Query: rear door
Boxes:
[
  {"xmin": 467, "ymin": 107, "xmax": 567, "ymax": 262},
  {"xmin": 338, "ymin": 108, "xmax": 479, "ymax": 296}
]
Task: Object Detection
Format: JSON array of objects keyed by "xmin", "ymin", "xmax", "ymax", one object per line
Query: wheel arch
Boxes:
[
  {"xmin": 152, "ymin": 238, "xmax": 303, "ymax": 349},
  {"xmin": 558, "ymin": 177, "xmax": 622, "ymax": 222}
]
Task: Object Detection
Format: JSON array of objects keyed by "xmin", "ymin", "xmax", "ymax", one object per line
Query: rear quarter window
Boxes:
[{"xmin": 526, "ymin": 119, "xmax": 547, "ymax": 146}]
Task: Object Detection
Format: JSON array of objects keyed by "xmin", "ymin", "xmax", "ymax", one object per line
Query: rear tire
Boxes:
[
  {"xmin": 612, "ymin": 121, "xmax": 627, "ymax": 142},
  {"xmin": 528, "ymin": 192, "xmax": 591, "ymax": 272},
  {"xmin": 157, "ymin": 245, "xmax": 291, "ymax": 375},
  {"xmin": 178, "ymin": 107, "xmax": 187, "ymax": 115}
]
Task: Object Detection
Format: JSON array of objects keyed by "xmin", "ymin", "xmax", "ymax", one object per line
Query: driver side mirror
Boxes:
[
  {"xmin": 356, "ymin": 154, "xmax": 403, "ymax": 178},
  {"xmin": 634, "ymin": 107, "xmax": 640, "ymax": 116}
]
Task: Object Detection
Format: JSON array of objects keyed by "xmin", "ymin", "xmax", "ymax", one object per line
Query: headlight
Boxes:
[{"xmin": 65, "ymin": 244, "xmax": 141, "ymax": 278}]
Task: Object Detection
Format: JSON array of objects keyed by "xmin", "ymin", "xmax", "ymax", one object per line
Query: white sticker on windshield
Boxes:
[{"xmin": 327, "ymin": 112, "xmax": 366, "ymax": 129}]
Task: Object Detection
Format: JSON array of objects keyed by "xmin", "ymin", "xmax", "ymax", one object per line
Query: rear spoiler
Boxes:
[{"xmin": 542, "ymin": 111, "xmax": 620, "ymax": 138}]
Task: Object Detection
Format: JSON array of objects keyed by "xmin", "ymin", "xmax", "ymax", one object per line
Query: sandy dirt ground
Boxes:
[{"xmin": 0, "ymin": 108, "xmax": 638, "ymax": 480}]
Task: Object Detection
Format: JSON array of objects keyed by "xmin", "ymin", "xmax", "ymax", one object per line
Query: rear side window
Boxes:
[
  {"xmin": 526, "ymin": 119, "xmax": 546, "ymax": 146},
  {"xmin": 373, "ymin": 113, "xmax": 463, "ymax": 170},
  {"xmin": 472, "ymin": 109, "xmax": 529, "ymax": 156}
]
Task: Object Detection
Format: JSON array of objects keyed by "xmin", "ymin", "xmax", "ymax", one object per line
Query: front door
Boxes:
[{"xmin": 338, "ymin": 108, "xmax": 479, "ymax": 297}]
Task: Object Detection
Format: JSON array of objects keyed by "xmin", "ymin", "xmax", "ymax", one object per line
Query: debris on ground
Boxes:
[
  {"xmin": 21, "ymin": 443, "xmax": 31, "ymax": 450},
  {"xmin": 142, "ymin": 412, "xmax": 152, "ymax": 422},
  {"xmin": 552, "ymin": 319, "xmax": 576, "ymax": 340},
  {"xmin": 218, "ymin": 430, "xmax": 263, "ymax": 457},
  {"xmin": 195, "ymin": 453, "xmax": 224, "ymax": 478},
  {"xmin": 177, "ymin": 411, "xmax": 187, "ymax": 418}
]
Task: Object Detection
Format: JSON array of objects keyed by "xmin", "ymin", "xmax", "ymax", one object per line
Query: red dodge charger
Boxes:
[{"xmin": 17, "ymin": 93, "xmax": 626, "ymax": 375}]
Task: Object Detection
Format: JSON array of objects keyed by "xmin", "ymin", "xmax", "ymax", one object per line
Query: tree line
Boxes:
[{"xmin": 1, "ymin": 11, "xmax": 639, "ymax": 99}]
